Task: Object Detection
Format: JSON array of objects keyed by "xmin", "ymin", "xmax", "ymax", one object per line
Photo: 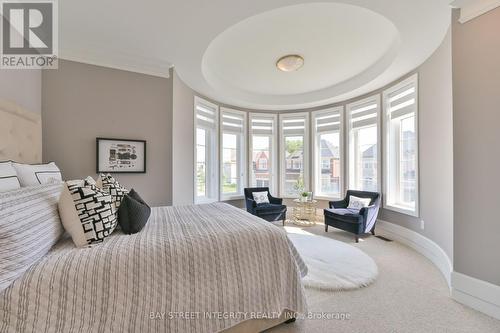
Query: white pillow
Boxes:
[
  {"xmin": 252, "ymin": 191, "xmax": 270, "ymax": 204},
  {"xmin": 12, "ymin": 162, "xmax": 62, "ymax": 187},
  {"xmin": 0, "ymin": 161, "xmax": 21, "ymax": 192},
  {"xmin": 347, "ymin": 195, "xmax": 371, "ymax": 210},
  {"xmin": 58, "ymin": 180, "xmax": 117, "ymax": 247}
]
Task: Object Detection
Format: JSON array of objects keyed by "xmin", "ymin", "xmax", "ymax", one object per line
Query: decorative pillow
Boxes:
[
  {"xmin": 84, "ymin": 175, "xmax": 97, "ymax": 186},
  {"xmin": 118, "ymin": 189, "xmax": 151, "ymax": 234},
  {"xmin": 347, "ymin": 195, "xmax": 372, "ymax": 210},
  {"xmin": 96, "ymin": 174, "xmax": 128, "ymax": 210},
  {"xmin": 0, "ymin": 161, "xmax": 20, "ymax": 192},
  {"xmin": 12, "ymin": 162, "xmax": 62, "ymax": 187},
  {"xmin": 0, "ymin": 183, "xmax": 64, "ymax": 292},
  {"xmin": 252, "ymin": 191, "xmax": 270, "ymax": 204},
  {"xmin": 58, "ymin": 180, "xmax": 118, "ymax": 247}
]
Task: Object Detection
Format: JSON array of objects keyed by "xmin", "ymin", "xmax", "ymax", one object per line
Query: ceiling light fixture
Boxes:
[{"xmin": 276, "ymin": 54, "xmax": 304, "ymax": 72}]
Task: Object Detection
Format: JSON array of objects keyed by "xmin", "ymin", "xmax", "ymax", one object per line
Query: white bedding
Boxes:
[{"xmin": 0, "ymin": 203, "xmax": 307, "ymax": 333}]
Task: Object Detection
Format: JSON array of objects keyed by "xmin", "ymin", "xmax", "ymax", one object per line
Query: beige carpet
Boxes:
[{"xmin": 266, "ymin": 221, "xmax": 500, "ymax": 333}]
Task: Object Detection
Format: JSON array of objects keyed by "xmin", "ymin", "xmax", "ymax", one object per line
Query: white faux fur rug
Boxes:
[{"xmin": 287, "ymin": 227, "xmax": 378, "ymax": 291}]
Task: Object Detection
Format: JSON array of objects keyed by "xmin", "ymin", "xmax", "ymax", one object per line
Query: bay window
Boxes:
[
  {"xmin": 383, "ymin": 74, "xmax": 419, "ymax": 216},
  {"xmin": 220, "ymin": 108, "xmax": 247, "ymax": 200},
  {"xmin": 249, "ymin": 113, "xmax": 277, "ymax": 194},
  {"xmin": 347, "ymin": 95, "xmax": 380, "ymax": 192},
  {"xmin": 279, "ymin": 113, "xmax": 309, "ymax": 197},
  {"xmin": 312, "ymin": 107, "xmax": 343, "ymax": 199},
  {"xmin": 194, "ymin": 97, "xmax": 219, "ymax": 203}
]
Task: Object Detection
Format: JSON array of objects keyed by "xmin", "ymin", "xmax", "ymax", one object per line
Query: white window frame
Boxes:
[
  {"xmin": 311, "ymin": 107, "xmax": 344, "ymax": 200},
  {"xmin": 279, "ymin": 112, "xmax": 310, "ymax": 198},
  {"xmin": 346, "ymin": 95, "xmax": 381, "ymax": 193},
  {"xmin": 249, "ymin": 113, "xmax": 278, "ymax": 195},
  {"xmin": 219, "ymin": 107, "xmax": 247, "ymax": 201},
  {"xmin": 194, "ymin": 96, "xmax": 219, "ymax": 204},
  {"xmin": 382, "ymin": 74, "xmax": 419, "ymax": 217}
]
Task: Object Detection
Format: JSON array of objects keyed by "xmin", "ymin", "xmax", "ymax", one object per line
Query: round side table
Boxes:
[{"xmin": 292, "ymin": 199, "xmax": 317, "ymax": 227}]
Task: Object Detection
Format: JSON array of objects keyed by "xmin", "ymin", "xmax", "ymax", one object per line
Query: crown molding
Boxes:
[
  {"xmin": 450, "ymin": 0, "xmax": 500, "ymax": 23},
  {"xmin": 59, "ymin": 48, "xmax": 172, "ymax": 78}
]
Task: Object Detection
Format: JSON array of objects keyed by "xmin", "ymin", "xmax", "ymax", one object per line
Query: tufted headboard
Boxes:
[{"xmin": 0, "ymin": 99, "xmax": 42, "ymax": 163}]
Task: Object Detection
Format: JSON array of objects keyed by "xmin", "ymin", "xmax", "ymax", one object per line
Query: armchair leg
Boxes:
[
  {"xmin": 283, "ymin": 219, "xmax": 285, "ymax": 226},
  {"xmin": 371, "ymin": 228, "xmax": 375, "ymax": 236},
  {"xmin": 325, "ymin": 224, "xmax": 328, "ymax": 232},
  {"xmin": 355, "ymin": 235, "xmax": 359, "ymax": 243}
]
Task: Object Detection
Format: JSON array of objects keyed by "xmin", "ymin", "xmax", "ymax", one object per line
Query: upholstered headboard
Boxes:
[{"xmin": 0, "ymin": 99, "xmax": 42, "ymax": 163}]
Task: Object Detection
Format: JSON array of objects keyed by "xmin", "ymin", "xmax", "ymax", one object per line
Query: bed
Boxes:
[{"xmin": 0, "ymin": 100, "xmax": 308, "ymax": 333}]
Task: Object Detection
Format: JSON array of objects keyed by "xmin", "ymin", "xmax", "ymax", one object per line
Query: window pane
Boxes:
[
  {"xmin": 251, "ymin": 136, "xmax": 271, "ymax": 189},
  {"xmin": 399, "ymin": 116, "xmax": 416, "ymax": 207},
  {"xmin": 284, "ymin": 136, "xmax": 304, "ymax": 196},
  {"xmin": 196, "ymin": 128, "xmax": 206, "ymax": 197},
  {"xmin": 317, "ymin": 132, "xmax": 341, "ymax": 196},
  {"xmin": 222, "ymin": 133, "xmax": 238, "ymax": 194},
  {"xmin": 351, "ymin": 125, "xmax": 377, "ymax": 191}
]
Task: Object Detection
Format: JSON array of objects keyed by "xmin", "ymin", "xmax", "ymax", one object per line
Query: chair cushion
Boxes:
[
  {"xmin": 255, "ymin": 203, "xmax": 286, "ymax": 214},
  {"xmin": 324, "ymin": 208, "xmax": 361, "ymax": 222}
]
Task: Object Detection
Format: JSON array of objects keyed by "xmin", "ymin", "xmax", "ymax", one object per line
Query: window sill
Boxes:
[
  {"xmin": 194, "ymin": 197, "xmax": 218, "ymax": 205},
  {"xmin": 384, "ymin": 203, "xmax": 419, "ymax": 217},
  {"xmin": 314, "ymin": 195, "xmax": 342, "ymax": 201},
  {"xmin": 221, "ymin": 195, "xmax": 244, "ymax": 201}
]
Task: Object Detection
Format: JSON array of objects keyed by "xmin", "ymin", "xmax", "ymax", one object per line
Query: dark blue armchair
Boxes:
[
  {"xmin": 244, "ymin": 187, "xmax": 287, "ymax": 225},
  {"xmin": 324, "ymin": 190, "xmax": 380, "ymax": 242}
]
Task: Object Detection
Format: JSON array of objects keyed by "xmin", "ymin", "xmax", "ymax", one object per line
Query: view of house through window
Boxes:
[
  {"xmin": 251, "ymin": 136, "xmax": 271, "ymax": 188},
  {"xmin": 318, "ymin": 132, "xmax": 341, "ymax": 195},
  {"xmin": 313, "ymin": 108, "xmax": 342, "ymax": 198},
  {"xmin": 280, "ymin": 113, "xmax": 309, "ymax": 197},
  {"xmin": 284, "ymin": 136, "xmax": 305, "ymax": 195},
  {"xmin": 249, "ymin": 114, "xmax": 277, "ymax": 193},
  {"xmin": 351, "ymin": 126, "xmax": 378, "ymax": 191},
  {"xmin": 220, "ymin": 108, "xmax": 246, "ymax": 200}
]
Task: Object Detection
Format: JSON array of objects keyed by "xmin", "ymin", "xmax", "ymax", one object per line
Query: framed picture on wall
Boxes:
[{"xmin": 96, "ymin": 138, "xmax": 146, "ymax": 173}]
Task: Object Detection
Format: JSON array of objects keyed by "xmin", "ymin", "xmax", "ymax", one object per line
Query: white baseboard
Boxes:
[
  {"xmin": 451, "ymin": 272, "xmax": 500, "ymax": 320},
  {"xmin": 376, "ymin": 219, "xmax": 453, "ymax": 288}
]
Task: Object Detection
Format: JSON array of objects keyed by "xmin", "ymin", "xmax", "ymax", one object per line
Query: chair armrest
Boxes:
[
  {"xmin": 268, "ymin": 194, "xmax": 283, "ymax": 205},
  {"xmin": 359, "ymin": 205, "xmax": 376, "ymax": 216},
  {"xmin": 329, "ymin": 199, "xmax": 348, "ymax": 209},
  {"xmin": 245, "ymin": 197, "xmax": 257, "ymax": 213}
]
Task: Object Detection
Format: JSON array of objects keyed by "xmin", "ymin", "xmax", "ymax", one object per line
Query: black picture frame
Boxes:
[{"xmin": 96, "ymin": 138, "xmax": 146, "ymax": 174}]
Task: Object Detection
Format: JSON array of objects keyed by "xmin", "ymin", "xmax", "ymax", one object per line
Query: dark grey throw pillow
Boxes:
[{"xmin": 118, "ymin": 189, "xmax": 151, "ymax": 234}]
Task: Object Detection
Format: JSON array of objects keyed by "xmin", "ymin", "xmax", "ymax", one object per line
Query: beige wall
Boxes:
[
  {"xmin": 172, "ymin": 71, "xmax": 195, "ymax": 205},
  {"xmin": 42, "ymin": 60, "xmax": 173, "ymax": 206},
  {"xmin": 0, "ymin": 69, "xmax": 41, "ymax": 114},
  {"xmin": 452, "ymin": 8, "xmax": 500, "ymax": 286},
  {"xmin": 379, "ymin": 28, "xmax": 454, "ymax": 260}
]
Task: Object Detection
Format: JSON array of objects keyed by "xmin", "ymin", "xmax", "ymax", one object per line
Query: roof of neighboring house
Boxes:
[
  {"xmin": 362, "ymin": 144, "xmax": 376, "ymax": 159},
  {"xmin": 320, "ymin": 139, "xmax": 339, "ymax": 158},
  {"xmin": 253, "ymin": 151, "xmax": 268, "ymax": 160}
]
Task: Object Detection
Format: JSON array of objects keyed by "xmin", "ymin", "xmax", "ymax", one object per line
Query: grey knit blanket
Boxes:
[{"xmin": 0, "ymin": 203, "xmax": 307, "ymax": 332}]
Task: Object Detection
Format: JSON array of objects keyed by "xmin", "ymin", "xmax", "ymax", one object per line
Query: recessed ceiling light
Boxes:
[{"xmin": 276, "ymin": 54, "xmax": 304, "ymax": 72}]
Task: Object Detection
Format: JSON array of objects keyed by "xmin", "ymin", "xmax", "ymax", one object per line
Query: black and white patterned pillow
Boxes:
[
  {"xmin": 58, "ymin": 180, "xmax": 118, "ymax": 247},
  {"xmin": 97, "ymin": 174, "xmax": 129, "ymax": 210}
]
